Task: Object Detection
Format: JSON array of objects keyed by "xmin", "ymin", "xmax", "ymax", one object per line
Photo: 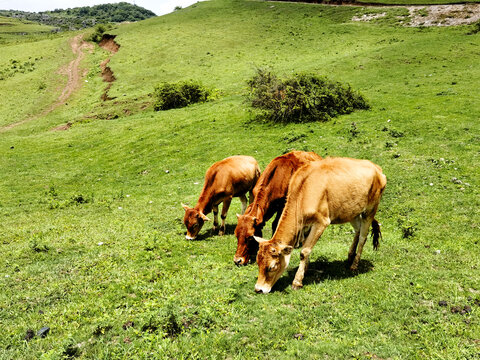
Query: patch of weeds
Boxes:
[
  {"xmin": 246, "ymin": 68, "xmax": 369, "ymax": 123},
  {"xmin": 283, "ymin": 131, "xmax": 306, "ymax": 144},
  {"xmin": 397, "ymin": 215, "xmax": 417, "ymax": 239},
  {"xmin": 466, "ymin": 20, "xmax": 480, "ymax": 35},
  {"xmin": 44, "ymin": 186, "xmax": 92, "ymax": 209},
  {"xmin": 153, "ymin": 80, "xmax": 212, "ymax": 111},
  {"xmin": 92, "ymin": 324, "xmax": 113, "ymax": 337},
  {"xmin": 388, "ymin": 128, "xmax": 405, "ymax": 138},
  {"xmin": 163, "ymin": 309, "xmax": 182, "ymax": 339},
  {"xmin": 348, "ymin": 122, "xmax": 360, "ymax": 140},
  {"xmin": 0, "ymin": 57, "xmax": 40, "ymax": 81},
  {"xmin": 29, "ymin": 234, "xmax": 49, "ymax": 253}
]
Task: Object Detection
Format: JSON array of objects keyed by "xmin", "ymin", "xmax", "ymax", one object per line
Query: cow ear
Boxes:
[
  {"xmin": 181, "ymin": 203, "xmax": 190, "ymax": 211},
  {"xmin": 253, "ymin": 236, "xmax": 267, "ymax": 243},
  {"xmin": 278, "ymin": 244, "xmax": 293, "ymax": 256},
  {"xmin": 199, "ymin": 212, "xmax": 210, "ymax": 221}
]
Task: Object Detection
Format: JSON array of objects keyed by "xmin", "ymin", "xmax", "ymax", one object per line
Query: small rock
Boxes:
[
  {"xmin": 165, "ymin": 170, "xmax": 170, "ymax": 174},
  {"xmin": 410, "ymin": 329, "xmax": 418, "ymax": 335},
  {"xmin": 429, "ymin": 183, "xmax": 434, "ymax": 186},
  {"xmin": 463, "ymin": 305, "xmax": 472, "ymax": 314},
  {"xmin": 25, "ymin": 329, "xmax": 35, "ymax": 341},
  {"xmin": 10, "ymin": 146, "xmax": 14, "ymax": 149},
  {"xmin": 38, "ymin": 310, "xmax": 44, "ymax": 314},
  {"xmin": 123, "ymin": 337, "xmax": 131, "ymax": 344},
  {"xmin": 293, "ymin": 333, "xmax": 304, "ymax": 340},
  {"xmin": 98, "ymin": 242, "xmax": 104, "ymax": 246},
  {"xmin": 438, "ymin": 300, "xmax": 448, "ymax": 307},
  {"xmin": 434, "ymin": 250, "xmax": 441, "ymax": 255},
  {"xmin": 37, "ymin": 327, "xmax": 50, "ymax": 338}
]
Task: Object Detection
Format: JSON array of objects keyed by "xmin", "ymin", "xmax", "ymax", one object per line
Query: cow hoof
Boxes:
[
  {"xmin": 349, "ymin": 265, "xmax": 359, "ymax": 273},
  {"xmin": 291, "ymin": 283, "xmax": 303, "ymax": 290},
  {"xmin": 218, "ymin": 230, "xmax": 225, "ymax": 236}
]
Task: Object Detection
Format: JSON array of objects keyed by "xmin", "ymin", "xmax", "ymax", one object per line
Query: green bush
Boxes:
[
  {"xmin": 153, "ymin": 80, "xmax": 211, "ymax": 111},
  {"xmin": 247, "ymin": 69, "xmax": 370, "ymax": 123},
  {"xmin": 87, "ymin": 23, "xmax": 110, "ymax": 43}
]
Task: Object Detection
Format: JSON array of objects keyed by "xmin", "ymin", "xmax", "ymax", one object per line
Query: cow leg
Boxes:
[
  {"xmin": 219, "ymin": 197, "xmax": 232, "ymax": 236},
  {"xmin": 347, "ymin": 216, "xmax": 361, "ymax": 266},
  {"xmin": 292, "ymin": 221, "xmax": 328, "ymax": 290},
  {"xmin": 212, "ymin": 204, "xmax": 219, "ymax": 233},
  {"xmin": 350, "ymin": 217, "xmax": 374, "ymax": 272},
  {"xmin": 239, "ymin": 194, "xmax": 248, "ymax": 215}
]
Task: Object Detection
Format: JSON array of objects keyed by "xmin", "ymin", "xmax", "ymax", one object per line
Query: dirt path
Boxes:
[{"xmin": 0, "ymin": 34, "xmax": 94, "ymax": 132}]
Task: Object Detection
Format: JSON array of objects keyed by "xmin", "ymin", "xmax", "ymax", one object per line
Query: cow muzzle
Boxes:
[
  {"xmin": 185, "ymin": 234, "xmax": 196, "ymax": 240},
  {"xmin": 254, "ymin": 284, "xmax": 271, "ymax": 294},
  {"xmin": 233, "ymin": 256, "xmax": 247, "ymax": 266}
]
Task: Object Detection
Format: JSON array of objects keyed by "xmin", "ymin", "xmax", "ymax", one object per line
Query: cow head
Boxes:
[
  {"xmin": 182, "ymin": 204, "xmax": 210, "ymax": 240},
  {"xmin": 254, "ymin": 236, "xmax": 293, "ymax": 294},
  {"xmin": 234, "ymin": 214, "xmax": 259, "ymax": 265}
]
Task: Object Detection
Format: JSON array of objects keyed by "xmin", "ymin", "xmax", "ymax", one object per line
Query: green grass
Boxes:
[{"xmin": 0, "ymin": 0, "xmax": 479, "ymax": 358}]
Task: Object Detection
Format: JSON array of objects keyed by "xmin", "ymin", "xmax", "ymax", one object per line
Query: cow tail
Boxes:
[{"xmin": 371, "ymin": 219, "xmax": 382, "ymax": 251}]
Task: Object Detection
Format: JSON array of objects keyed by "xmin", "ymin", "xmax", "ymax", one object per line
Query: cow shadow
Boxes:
[
  {"xmin": 272, "ymin": 256, "xmax": 374, "ymax": 292},
  {"xmin": 180, "ymin": 224, "xmax": 238, "ymax": 241}
]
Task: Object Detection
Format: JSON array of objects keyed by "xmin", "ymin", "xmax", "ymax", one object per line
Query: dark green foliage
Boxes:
[
  {"xmin": 153, "ymin": 80, "xmax": 211, "ymax": 111},
  {"xmin": 0, "ymin": 2, "xmax": 156, "ymax": 31},
  {"xmin": 467, "ymin": 20, "xmax": 480, "ymax": 35},
  {"xmin": 247, "ymin": 69, "xmax": 370, "ymax": 123},
  {"xmin": 87, "ymin": 23, "xmax": 110, "ymax": 43}
]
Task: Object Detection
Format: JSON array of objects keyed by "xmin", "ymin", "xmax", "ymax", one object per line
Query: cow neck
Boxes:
[
  {"xmin": 270, "ymin": 204, "xmax": 300, "ymax": 246},
  {"xmin": 246, "ymin": 203, "xmax": 265, "ymax": 226},
  {"xmin": 195, "ymin": 189, "xmax": 214, "ymax": 215}
]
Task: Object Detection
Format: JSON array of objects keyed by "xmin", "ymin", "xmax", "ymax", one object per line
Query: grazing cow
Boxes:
[
  {"xmin": 234, "ymin": 151, "xmax": 322, "ymax": 265},
  {"xmin": 253, "ymin": 157, "xmax": 386, "ymax": 294},
  {"xmin": 182, "ymin": 155, "xmax": 260, "ymax": 240}
]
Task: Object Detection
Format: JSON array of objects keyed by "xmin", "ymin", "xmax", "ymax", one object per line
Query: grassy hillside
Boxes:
[{"xmin": 0, "ymin": 0, "xmax": 479, "ymax": 358}]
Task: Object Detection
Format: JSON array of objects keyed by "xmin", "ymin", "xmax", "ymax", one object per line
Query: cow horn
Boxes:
[
  {"xmin": 253, "ymin": 236, "xmax": 267, "ymax": 243},
  {"xmin": 181, "ymin": 203, "xmax": 190, "ymax": 211},
  {"xmin": 199, "ymin": 212, "xmax": 210, "ymax": 221}
]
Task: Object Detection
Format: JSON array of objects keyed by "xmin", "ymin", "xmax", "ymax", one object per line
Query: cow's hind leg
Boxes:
[
  {"xmin": 212, "ymin": 204, "xmax": 219, "ymax": 233},
  {"xmin": 219, "ymin": 196, "xmax": 232, "ymax": 236},
  {"xmin": 350, "ymin": 216, "xmax": 374, "ymax": 272},
  {"xmin": 239, "ymin": 194, "xmax": 248, "ymax": 214},
  {"xmin": 292, "ymin": 220, "xmax": 329, "ymax": 290},
  {"xmin": 347, "ymin": 216, "xmax": 361, "ymax": 266}
]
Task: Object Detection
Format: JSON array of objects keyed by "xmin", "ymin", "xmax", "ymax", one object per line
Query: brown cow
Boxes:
[
  {"xmin": 253, "ymin": 157, "xmax": 386, "ymax": 293},
  {"xmin": 182, "ymin": 155, "xmax": 260, "ymax": 240},
  {"xmin": 234, "ymin": 151, "xmax": 322, "ymax": 265}
]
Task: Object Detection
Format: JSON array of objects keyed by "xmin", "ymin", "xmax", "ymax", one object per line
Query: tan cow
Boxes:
[
  {"xmin": 254, "ymin": 157, "xmax": 386, "ymax": 293},
  {"xmin": 234, "ymin": 151, "xmax": 322, "ymax": 265},
  {"xmin": 182, "ymin": 155, "xmax": 260, "ymax": 240}
]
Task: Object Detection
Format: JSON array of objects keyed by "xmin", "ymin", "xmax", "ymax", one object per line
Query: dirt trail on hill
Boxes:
[{"xmin": 0, "ymin": 34, "xmax": 93, "ymax": 132}]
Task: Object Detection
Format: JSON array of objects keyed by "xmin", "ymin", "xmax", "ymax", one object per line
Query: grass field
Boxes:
[{"xmin": 0, "ymin": 0, "xmax": 479, "ymax": 358}]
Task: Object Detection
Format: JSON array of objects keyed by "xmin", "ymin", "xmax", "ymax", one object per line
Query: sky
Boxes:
[{"xmin": 0, "ymin": 0, "xmax": 201, "ymax": 16}]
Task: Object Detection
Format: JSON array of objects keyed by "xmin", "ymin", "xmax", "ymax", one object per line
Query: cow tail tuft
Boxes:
[{"xmin": 371, "ymin": 219, "xmax": 382, "ymax": 250}]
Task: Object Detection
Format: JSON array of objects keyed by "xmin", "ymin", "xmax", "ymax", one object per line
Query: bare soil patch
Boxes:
[{"xmin": 98, "ymin": 34, "xmax": 120, "ymax": 101}]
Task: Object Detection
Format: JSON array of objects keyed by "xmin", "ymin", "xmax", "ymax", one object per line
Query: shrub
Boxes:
[
  {"xmin": 153, "ymin": 80, "xmax": 211, "ymax": 111},
  {"xmin": 246, "ymin": 69, "xmax": 370, "ymax": 123},
  {"xmin": 87, "ymin": 23, "xmax": 110, "ymax": 43}
]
